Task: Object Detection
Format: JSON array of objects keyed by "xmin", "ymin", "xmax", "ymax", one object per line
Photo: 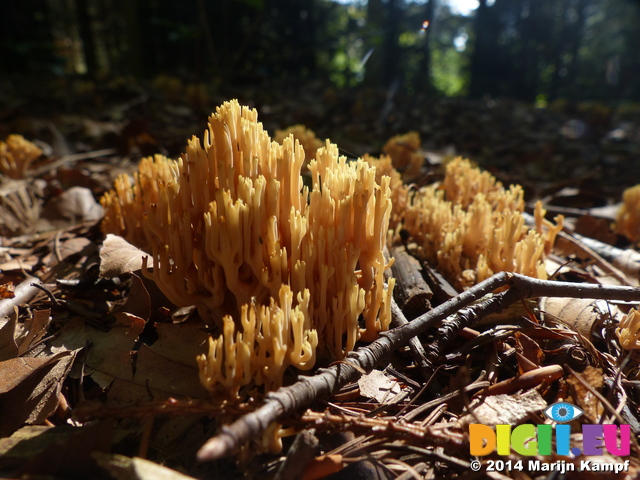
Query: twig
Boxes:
[
  {"xmin": 390, "ymin": 298, "xmax": 431, "ymax": 380},
  {"xmin": 196, "ymin": 272, "xmax": 640, "ymax": 461},
  {"xmin": 572, "ymin": 232, "xmax": 640, "ymax": 279},
  {"xmin": 385, "ymin": 246, "xmax": 432, "ymax": 379},
  {"xmin": 31, "ymin": 148, "xmax": 117, "ymax": 177},
  {"xmin": 273, "ymin": 430, "xmax": 318, "ymax": 480},
  {"xmin": 400, "ymin": 380, "xmax": 491, "ymax": 423},
  {"xmin": 387, "ymin": 245, "xmax": 432, "ymax": 318},
  {"xmin": 557, "ymin": 231, "xmax": 632, "ymax": 285},
  {"xmin": 422, "ymin": 287, "xmax": 520, "ymax": 370}
]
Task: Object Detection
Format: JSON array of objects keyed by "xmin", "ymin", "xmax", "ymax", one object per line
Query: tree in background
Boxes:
[
  {"xmin": 467, "ymin": 0, "xmax": 640, "ymax": 103},
  {"xmin": 0, "ymin": 0, "xmax": 638, "ymax": 104}
]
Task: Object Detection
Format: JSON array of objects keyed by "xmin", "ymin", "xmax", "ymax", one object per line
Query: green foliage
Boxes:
[{"xmin": 432, "ymin": 47, "xmax": 467, "ymax": 96}]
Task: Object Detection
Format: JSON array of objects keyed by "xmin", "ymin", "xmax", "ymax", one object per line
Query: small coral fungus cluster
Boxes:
[
  {"xmin": 616, "ymin": 185, "xmax": 640, "ymax": 242},
  {"xmin": 101, "ymin": 100, "xmax": 394, "ymax": 396},
  {"xmin": 0, "ymin": 134, "xmax": 42, "ymax": 179},
  {"xmin": 401, "ymin": 158, "xmax": 563, "ymax": 290}
]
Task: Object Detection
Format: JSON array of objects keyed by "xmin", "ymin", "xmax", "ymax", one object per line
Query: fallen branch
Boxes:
[
  {"xmin": 197, "ymin": 272, "xmax": 640, "ymax": 461},
  {"xmin": 31, "ymin": 148, "xmax": 117, "ymax": 177}
]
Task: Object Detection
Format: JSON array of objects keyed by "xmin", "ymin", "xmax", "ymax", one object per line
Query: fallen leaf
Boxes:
[
  {"xmin": 0, "ymin": 282, "xmax": 14, "ymax": 299},
  {"xmin": 514, "ymin": 331, "xmax": 544, "ymax": 373},
  {"xmin": 0, "ymin": 350, "xmax": 77, "ymax": 436},
  {"xmin": 458, "ymin": 389, "xmax": 547, "ymax": 426},
  {"xmin": 50, "ymin": 312, "xmax": 208, "ymax": 400},
  {"xmin": 148, "ymin": 321, "xmax": 210, "ymax": 368},
  {"xmin": 18, "ymin": 309, "xmax": 51, "ymax": 356},
  {"xmin": 540, "ymin": 297, "xmax": 613, "ymax": 338},
  {"xmin": 114, "ymin": 273, "xmax": 151, "ymax": 322},
  {"xmin": 50, "ymin": 313, "xmax": 145, "ymax": 389},
  {"xmin": 0, "ymin": 310, "xmax": 19, "ymax": 361},
  {"xmin": 93, "ymin": 452, "xmax": 199, "ymax": 480},
  {"xmin": 358, "ymin": 369, "xmax": 401, "ymax": 403},
  {"xmin": 43, "ymin": 186, "xmax": 104, "ymax": 223},
  {"xmin": 100, "ymin": 234, "xmax": 151, "ymax": 277},
  {"xmin": 0, "ymin": 423, "xmax": 111, "ymax": 478},
  {"xmin": 133, "ymin": 344, "xmax": 209, "ymax": 398}
]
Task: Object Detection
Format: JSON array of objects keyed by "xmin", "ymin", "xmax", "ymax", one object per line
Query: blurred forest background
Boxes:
[
  {"xmin": 1, "ymin": 0, "xmax": 639, "ymax": 189},
  {"xmin": 3, "ymin": 0, "xmax": 640, "ymax": 101}
]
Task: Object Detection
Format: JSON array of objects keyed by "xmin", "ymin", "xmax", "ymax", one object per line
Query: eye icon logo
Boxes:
[{"xmin": 544, "ymin": 402, "xmax": 584, "ymax": 423}]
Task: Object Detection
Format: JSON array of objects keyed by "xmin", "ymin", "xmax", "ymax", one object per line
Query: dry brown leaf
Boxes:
[
  {"xmin": 458, "ymin": 389, "xmax": 547, "ymax": 426},
  {"xmin": 114, "ymin": 273, "xmax": 151, "ymax": 322},
  {"xmin": 514, "ymin": 331, "xmax": 544, "ymax": 373},
  {"xmin": 540, "ymin": 297, "xmax": 612, "ymax": 338},
  {"xmin": 133, "ymin": 344, "xmax": 209, "ymax": 398},
  {"xmin": 49, "ymin": 313, "xmax": 145, "ymax": 390},
  {"xmin": 0, "ymin": 283, "xmax": 15, "ymax": 299},
  {"xmin": 0, "ymin": 423, "xmax": 111, "ymax": 478},
  {"xmin": 43, "ymin": 186, "xmax": 104, "ymax": 224},
  {"xmin": 93, "ymin": 452, "xmax": 199, "ymax": 480},
  {"xmin": 0, "ymin": 351, "xmax": 77, "ymax": 436},
  {"xmin": 149, "ymin": 321, "xmax": 210, "ymax": 368},
  {"xmin": 49, "ymin": 311, "xmax": 208, "ymax": 399},
  {"xmin": 574, "ymin": 215, "xmax": 618, "ymax": 245},
  {"xmin": 358, "ymin": 369, "xmax": 401, "ymax": 403},
  {"xmin": 100, "ymin": 234, "xmax": 151, "ymax": 277},
  {"xmin": 0, "ymin": 311, "xmax": 19, "ymax": 361},
  {"xmin": 41, "ymin": 236, "xmax": 93, "ymax": 272},
  {"xmin": 611, "ymin": 248, "xmax": 640, "ymax": 279},
  {"xmin": 17, "ymin": 309, "xmax": 51, "ymax": 356}
]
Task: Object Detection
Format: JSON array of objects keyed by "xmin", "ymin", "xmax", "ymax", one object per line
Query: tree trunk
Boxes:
[
  {"xmin": 468, "ymin": 0, "xmax": 490, "ymax": 98},
  {"xmin": 74, "ymin": 0, "xmax": 98, "ymax": 77},
  {"xmin": 416, "ymin": 0, "xmax": 435, "ymax": 93}
]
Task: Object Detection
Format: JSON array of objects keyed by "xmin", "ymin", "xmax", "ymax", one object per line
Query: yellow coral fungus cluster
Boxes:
[
  {"xmin": 197, "ymin": 285, "xmax": 317, "ymax": 396},
  {"xmin": 362, "ymin": 153, "xmax": 409, "ymax": 230},
  {"xmin": 274, "ymin": 125, "xmax": 324, "ymax": 165},
  {"xmin": 0, "ymin": 134, "xmax": 42, "ymax": 179},
  {"xmin": 101, "ymin": 154, "xmax": 176, "ymax": 252},
  {"xmin": 101, "ymin": 100, "xmax": 394, "ymax": 394},
  {"xmin": 402, "ymin": 158, "xmax": 562, "ymax": 290},
  {"xmin": 382, "ymin": 131, "xmax": 423, "ymax": 180},
  {"xmin": 616, "ymin": 308, "xmax": 640, "ymax": 350},
  {"xmin": 616, "ymin": 185, "xmax": 640, "ymax": 242}
]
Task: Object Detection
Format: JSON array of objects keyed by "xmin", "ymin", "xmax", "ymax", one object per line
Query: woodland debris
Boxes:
[
  {"xmin": 196, "ymin": 272, "xmax": 640, "ymax": 461},
  {"xmin": 0, "ymin": 276, "xmax": 42, "ymax": 326},
  {"xmin": 0, "ymin": 179, "xmax": 40, "ymax": 237},
  {"xmin": 387, "ymin": 244, "xmax": 432, "ymax": 319}
]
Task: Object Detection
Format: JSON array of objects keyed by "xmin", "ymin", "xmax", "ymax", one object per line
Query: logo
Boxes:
[
  {"xmin": 469, "ymin": 402, "xmax": 630, "ymax": 457},
  {"xmin": 543, "ymin": 402, "xmax": 583, "ymax": 423}
]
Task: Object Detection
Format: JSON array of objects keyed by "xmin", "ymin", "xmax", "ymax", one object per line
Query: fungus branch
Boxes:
[{"xmin": 197, "ymin": 272, "xmax": 640, "ymax": 461}]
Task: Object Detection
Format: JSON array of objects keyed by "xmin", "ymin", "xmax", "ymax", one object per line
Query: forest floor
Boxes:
[{"xmin": 1, "ymin": 77, "xmax": 640, "ymax": 479}]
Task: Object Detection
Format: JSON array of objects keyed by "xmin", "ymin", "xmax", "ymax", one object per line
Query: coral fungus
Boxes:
[
  {"xmin": 274, "ymin": 124, "xmax": 324, "ymax": 166},
  {"xmin": 616, "ymin": 184, "xmax": 640, "ymax": 242},
  {"xmin": 382, "ymin": 131, "xmax": 423, "ymax": 180},
  {"xmin": 616, "ymin": 308, "xmax": 640, "ymax": 350},
  {"xmin": 101, "ymin": 100, "xmax": 394, "ymax": 394},
  {"xmin": 402, "ymin": 157, "xmax": 562, "ymax": 290},
  {"xmin": 0, "ymin": 134, "xmax": 42, "ymax": 179}
]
